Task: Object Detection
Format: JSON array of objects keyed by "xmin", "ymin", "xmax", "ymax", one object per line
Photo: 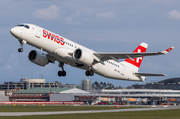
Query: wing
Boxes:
[{"xmin": 93, "ymin": 47, "xmax": 174, "ymax": 62}]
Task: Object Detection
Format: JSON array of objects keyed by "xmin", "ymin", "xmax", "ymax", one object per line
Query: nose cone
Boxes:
[
  {"xmin": 10, "ymin": 27, "xmax": 21, "ymax": 39},
  {"xmin": 10, "ymin": 27, "xmax": 18, "ymax": 36}
]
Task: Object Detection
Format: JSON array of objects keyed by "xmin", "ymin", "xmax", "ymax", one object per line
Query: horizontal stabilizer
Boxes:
[{"xmin": 134, "ymin": 73, "xmax": 166, "ymax": 77}]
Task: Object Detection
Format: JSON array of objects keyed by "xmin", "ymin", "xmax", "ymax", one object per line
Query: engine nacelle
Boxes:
[
  {"xmin": 28, "ymin": 50, "xmax": 49, "ymax": 67},
  {"xmin": 73, "ymin": 49, "xmax": 94, "ymax": 65}
]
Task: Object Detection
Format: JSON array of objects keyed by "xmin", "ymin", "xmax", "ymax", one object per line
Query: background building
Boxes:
[
  {"xmin": 1, "ymin": 77, "xmax": 180, "ymax": 106},
  {"xmin": 58, "ymin": 84, "xmax": 82, "ymax": 89},
  {"xmin": 82, "ymin": 79, "xmax": 92, "ymax": 92},
  {"xmin": 0, "ymin": 78, "xmax": 62, "ymax": 90},
  {"xmin": 133, "ymin": 77, "xmax": 180, "ymax": 90},
  {"xmin": 10, "ymin": 88, "xmax": 89, "ymax": 102},
  {"xmin": 0, "ymin": 91, "xmax": 9, "ymax": 101},
  {"xmin": 0, "ymin": 78, "xmax": 62, "ymax": 96}
]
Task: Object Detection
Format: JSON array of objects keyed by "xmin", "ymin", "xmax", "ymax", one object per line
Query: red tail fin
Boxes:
[{"xmin": 123, "ymin": 42, "xmax": 148, "ymax": 71}]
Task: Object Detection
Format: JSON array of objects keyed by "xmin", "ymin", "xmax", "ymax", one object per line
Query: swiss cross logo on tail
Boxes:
[
  {"xmin": 124, "ymin": 43, "xmax": 148, "ymax": 68},
  {"xmin": 136, "ymin": 49, "xmax": 142, "ymax": 63},
  {"xmin": 166, "ymin": 47, "xmax": 173, "ymax": 52}
]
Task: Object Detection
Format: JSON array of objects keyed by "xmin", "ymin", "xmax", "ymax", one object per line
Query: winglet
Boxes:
[{"xmin": 161, "ymin": 47, "xmax": 174, "ymax": 54}]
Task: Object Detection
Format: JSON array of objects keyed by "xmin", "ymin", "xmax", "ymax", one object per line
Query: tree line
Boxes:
[{"xmin": 92, "ymin": 81, "xmax": 114, "ymax": 89}]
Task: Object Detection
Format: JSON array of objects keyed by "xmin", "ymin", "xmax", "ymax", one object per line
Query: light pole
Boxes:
[
  {"xmin": 54, "ymin": 75, "xmax": 55, "ymax": 89},
  {"xmin": 8, "ymin": 74, "xmax": 9, "ymax": 96},
  {"xmin": 41, "ymin": 73, "xmax": 44, "ymax": 79},
  {"xmin": 21, "ymin": 73, "xmax": 24, "ymax": 89},
  {"xmin": 31, "ymin": 73, "xmax": 33, "ymax": 79},
  {"xmin": 42, "ymin": 73, "xmax": 44, "ymax": 88}
]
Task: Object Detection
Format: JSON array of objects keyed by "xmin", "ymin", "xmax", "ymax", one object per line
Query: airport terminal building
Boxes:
[
  {"xmin": 7, "ymin": 87, "xmax": 180, "ymax": 105},
  {"xmin": 133, "ymin": 77, "xmax": 180, "ymax": 90},
  {"xmin": 1, "ymin": 78, "xmax": 180, "ymax": 105}
]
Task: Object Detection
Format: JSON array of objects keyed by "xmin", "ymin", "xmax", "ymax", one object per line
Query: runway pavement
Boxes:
[{"xmin": 0, "ymin": 106, "xmax": 180, "ymax": 116}]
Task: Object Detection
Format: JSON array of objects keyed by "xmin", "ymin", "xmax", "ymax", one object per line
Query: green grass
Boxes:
[
  {"xmin": 1, "ymin": 109, "xmax": 180, "ymax": 119},
  {"xmin": 0, "ymin": 105, "xmax": 144, "ymax": 112}
]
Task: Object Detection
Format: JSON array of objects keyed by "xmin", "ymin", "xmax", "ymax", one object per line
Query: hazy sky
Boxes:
[{"xmin": 0, "ymin": 0, "xmax": 180, "ymax": 87}]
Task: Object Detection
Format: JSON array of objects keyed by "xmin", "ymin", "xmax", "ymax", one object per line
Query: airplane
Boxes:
[{"xmin": 10, "ymin": 23, "xmax": 174, "ymax": 82}]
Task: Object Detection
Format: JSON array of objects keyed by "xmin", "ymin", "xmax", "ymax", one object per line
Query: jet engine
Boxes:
[
  {"xmin": 28, "ymin": 50, "xmax": 49, "ymax": 66},
  {"xmin": 73, "ymin": 49, "xmax": 94, "ymax": 65}
]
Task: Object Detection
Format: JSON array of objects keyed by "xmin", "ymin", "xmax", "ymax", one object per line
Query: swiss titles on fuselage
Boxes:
[{"xmin": 43, "ymin": 30, "xmax": 64, "ymax": 45}]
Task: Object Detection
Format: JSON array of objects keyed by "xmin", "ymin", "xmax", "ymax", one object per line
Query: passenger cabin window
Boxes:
[{"xmin": 107, "ymin": 61, "xmax": 120, "ymax": 68}]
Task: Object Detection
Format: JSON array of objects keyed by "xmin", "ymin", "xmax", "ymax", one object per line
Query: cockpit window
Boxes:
[
  {"xmin": 17, "ymin": 24, "xmax": 30, "ymax": 29},
  {"xmin": 24, "ymin": 25, "xmax": 29, "ymax": 29},
  {"xmin": 17, "ymin": 24, "xmax": 24, "ymax": 27}
]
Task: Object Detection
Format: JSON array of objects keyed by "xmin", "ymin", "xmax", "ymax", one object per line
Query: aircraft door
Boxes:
[
  {"xmin": 35, "ymin": 26, "xmax": 41, "ymax": 38},
  {"xmin": 120, "ymin": 65, "xmax": 125, "ymax": 76}
]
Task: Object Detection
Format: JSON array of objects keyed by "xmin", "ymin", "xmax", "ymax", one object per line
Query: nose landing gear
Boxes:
[{"xmin": 18, "ymin": 40, "xmax": 26, "ymax": 52}]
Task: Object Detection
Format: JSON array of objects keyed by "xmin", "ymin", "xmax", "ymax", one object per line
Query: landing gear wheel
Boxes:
[
  {"xmin": 89, "ymin": 71, "xmax": 94, "ymax": 76},
  {"xmin": 58, "ymin": 70, "xmax": 66, "ymax": 77},
  {"xmin": 85, "ymin": 70, "xmax": 90, "ymax": 76},
  {"xmin": 86, "ymin": 70, "xmax": 94, "ymax": 76},
  {"xmin": 62, "ymin": 71, "xmax": 66, "ymax": 77},
  {"xmin": 58, "ymin": 71, "xmax": 62, "ymax": 77},
  {"xmin": 18, "ymin": 48, "xmax": 23, "ymax": 52}
]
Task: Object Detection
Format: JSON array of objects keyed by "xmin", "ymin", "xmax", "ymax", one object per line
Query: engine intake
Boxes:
[
  {"xmin": 73, "ymin": 49, "xmax": 94, "ymax": 65},
  {"xmin": 28, "ymin": 50, "xmax": 49, "ymax": 66}
]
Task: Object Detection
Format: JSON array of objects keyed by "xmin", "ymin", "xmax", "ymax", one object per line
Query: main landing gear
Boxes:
[
  {"xmin": 85, "ymin": 66, "xmax": 94, "ymax": 76},
  {"xmin": 18, "ymin": 40, "xmax": 26, "ymax": 52},
  {"xmin": 85, "ymin": 70, "xmax": 94, "ymax": 76},
  {"xmin": 57, "ymin": 62, "xmax": 94, "ymax": 77},
  {"xmin": 58, "ymin": 62, "xmax": 66, "ymax": 77}
]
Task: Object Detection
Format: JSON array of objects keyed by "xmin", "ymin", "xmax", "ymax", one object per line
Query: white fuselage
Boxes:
[{"xmin": 11, "ymin": 24, "xmax": 145, "ymax": 81}]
